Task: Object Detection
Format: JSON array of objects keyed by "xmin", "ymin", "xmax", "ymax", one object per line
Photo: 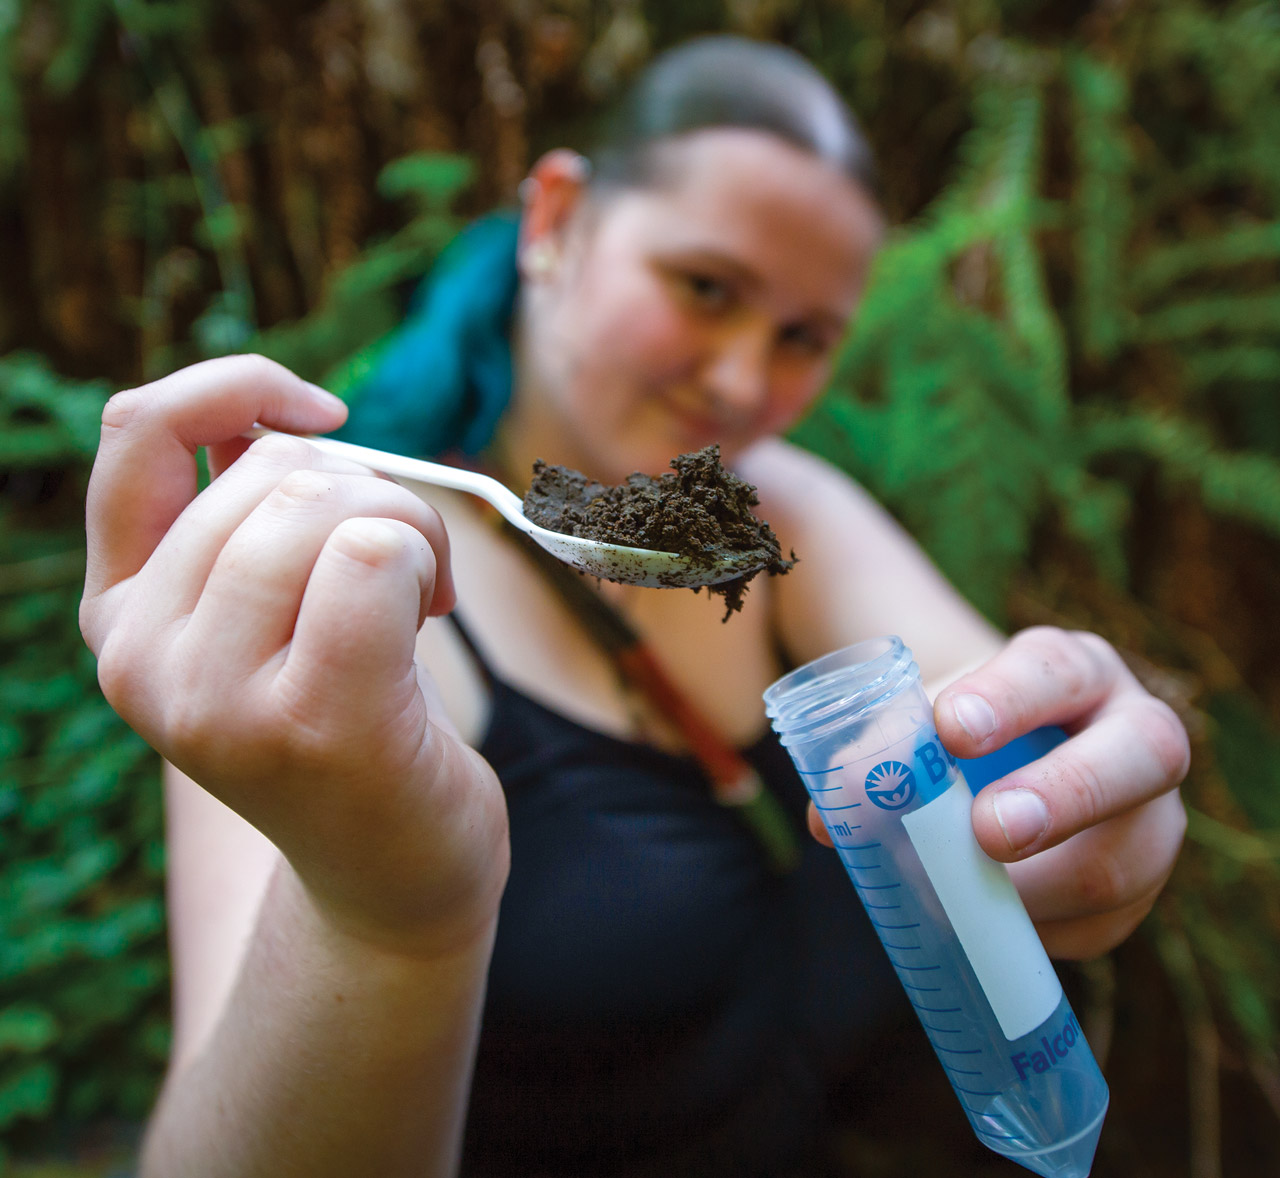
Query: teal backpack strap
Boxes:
[{"xmin": 337, "ymin": 211, "xmax": 521, "ymax": 458}]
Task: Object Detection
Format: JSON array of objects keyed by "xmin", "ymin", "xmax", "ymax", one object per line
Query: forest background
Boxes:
[{"xmin": 1, "ymin": 1, "xmax": 1279, "ymax": 1176}]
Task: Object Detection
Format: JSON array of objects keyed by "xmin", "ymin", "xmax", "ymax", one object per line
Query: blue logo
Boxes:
[{"xmin": 865, "ymin": 760, "xmax": 917, "ymax": 810}]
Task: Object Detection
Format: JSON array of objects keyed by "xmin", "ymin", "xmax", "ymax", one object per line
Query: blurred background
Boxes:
[{"xmin": 1, "ymin": 1, "xmax": 1278, "ymax": 1175}]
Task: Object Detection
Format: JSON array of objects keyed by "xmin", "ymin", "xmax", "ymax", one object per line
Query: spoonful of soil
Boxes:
[
  {"xmin": 246, "ymin": 432, "xmax": 790, "ymax": 595},
  {"xmin": 523, "ymin": 444, "xmax": 796, "ymax": 614}
]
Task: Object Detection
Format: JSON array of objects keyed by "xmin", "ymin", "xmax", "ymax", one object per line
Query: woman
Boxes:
[{"xmin": 80, "ymin": 37, "xmax": 1189, "ymax": 1178}]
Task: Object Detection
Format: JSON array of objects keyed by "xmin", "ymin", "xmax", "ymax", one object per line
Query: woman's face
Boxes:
[{"xmin": 514, "ymin": 129, "xmax": 884, "ymax": 484}]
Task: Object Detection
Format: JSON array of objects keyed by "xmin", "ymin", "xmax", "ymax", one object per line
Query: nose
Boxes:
[{"xmin": 701, "ymin": 325, "xmax": 771, "ymax": 419}]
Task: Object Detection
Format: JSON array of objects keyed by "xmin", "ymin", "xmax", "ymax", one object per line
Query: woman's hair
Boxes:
[
  {"xmin": 337, "ymin": 36, "xmax": 877, "ymax": 459},
  {"xmin": 588, "ymin": 36, "xmax": 877, "ymax": 195}
]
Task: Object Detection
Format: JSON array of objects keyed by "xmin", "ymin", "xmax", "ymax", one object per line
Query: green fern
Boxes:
[
  {"xmin": 3, "ymin": 1, "xmax": 1280, "ymax": 1166},
  {"xmin": 249, "ymin": 152, "xmax": 472, "ymax": 388},
  {"xmin": 1080, "ymin": 409, "xmax": 1280, "ymax": 540},
  {"xmin": 1131, "ymin": 222, "xmax": 1280, "ymax": 300},
  {"xmin": 1138, "ymin": 291, "xmax": 1280, "ymax": 342},
  {"xmin": 1184, "ymin": 344, "xmax": 1280, "ymax": 389},
  {"xmin": 43, "ymin": 0, "xmax": 112, "ymax": 96},
  {"xmin": 799, "ymin": 75, "xmax": 1068, "ymax": 619},
  {"xmin": 0, "ymin": 0, "xmax": 25, "ymax": 185},
  {"xmin": 1067, "ymin": 50, "xmax": 1134, "ymax": 363}
]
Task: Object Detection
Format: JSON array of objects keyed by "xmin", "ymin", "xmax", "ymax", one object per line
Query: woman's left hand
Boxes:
[
  {"xmin": 805, "ymin": 625, "xmax": 1189, "ymax": 959},
  {"xmin": 932, "ymin": 626, "xmax": 1190, "ymax": 958}
]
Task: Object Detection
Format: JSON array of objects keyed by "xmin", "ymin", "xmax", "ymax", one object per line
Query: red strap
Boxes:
[{"xmin": 614, "ymin": 644, "xmax": 759, "ymax": 799}]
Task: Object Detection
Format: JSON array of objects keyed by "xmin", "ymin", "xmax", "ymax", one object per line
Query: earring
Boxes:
[{"xmin": 524, "ymin": 242, "xmax": 557, "ymax": 278}]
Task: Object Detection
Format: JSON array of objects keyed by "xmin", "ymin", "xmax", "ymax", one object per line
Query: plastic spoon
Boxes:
[{"xmin": 245, "ymin": 429, "xmax": 766, "ymax": 588}]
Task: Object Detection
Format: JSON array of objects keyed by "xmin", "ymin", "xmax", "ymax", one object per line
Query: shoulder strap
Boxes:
[{"xmin": 443, "ymin": 612, "xmax": 497, "ymax": 689}]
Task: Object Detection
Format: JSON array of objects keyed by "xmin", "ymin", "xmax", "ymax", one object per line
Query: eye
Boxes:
[
  {"xmin": 676, "ymin": 271, "xmax": 732, "ymax": 311},
  {"xmin": 778, "ymin": 322, "xmax": 834, "ymax": 358}
]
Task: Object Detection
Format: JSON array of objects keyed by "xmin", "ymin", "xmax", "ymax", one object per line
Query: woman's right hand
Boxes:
[{"xmin": 80, "ymin": 355, "xmax": 510, "ymax": 959}]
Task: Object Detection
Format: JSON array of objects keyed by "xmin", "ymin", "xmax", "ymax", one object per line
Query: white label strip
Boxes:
[{"xmin": 902, "ymin": 779, "xmax": 1062, "ymax": 1042}]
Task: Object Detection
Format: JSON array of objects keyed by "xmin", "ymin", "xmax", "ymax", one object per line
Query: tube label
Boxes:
[{"xmin": 901, "ymin": 778, "xmax": 1062, "ymax": 1041}]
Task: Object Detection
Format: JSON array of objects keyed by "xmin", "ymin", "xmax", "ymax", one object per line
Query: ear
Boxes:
[{"xmin": 517, "ymin": 149, "xmax": 591, "ymax": 281}]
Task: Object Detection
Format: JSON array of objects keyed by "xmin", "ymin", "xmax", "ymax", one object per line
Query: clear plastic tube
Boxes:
[{"xmin": 764, "ymin": 637, "xmax": 1108, "ymax": 1178}]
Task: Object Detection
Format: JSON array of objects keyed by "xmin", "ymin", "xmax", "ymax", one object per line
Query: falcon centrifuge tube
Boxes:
[{"xmin": 764, "ymin": 637, "xmax": 1109, "ymax": 1178}]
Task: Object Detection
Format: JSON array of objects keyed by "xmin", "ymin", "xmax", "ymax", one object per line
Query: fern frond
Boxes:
[
  {"xmin": 976, "ymin": 82, "xmax": 1071, "ymax": 428},
  {"xmin": 0, "ymin": 351, "xmax": 110, "ymax": 465},
  {"xmin": 998, "ymin": 228, "xmax": 1068, "ymax": 429},
  {"xmin": 1184, "ymin": 345, "xmax": 1280, "ymax": 389},
  {"xmin": 377, "ymin": 152, "xmax": 475, "ymax": 213},
  {"xmin": 1047, "ymin": 466, "xmax": 1131, "ymax": 583},
  {"xmin": 1081, "ymin": 408, "xmax": 1280, "ymax": 539},
  {"xmin": 249, "ymin": 155, "xmax": 468, "ymax": 387},
  {"xmin": 1138, "ymin": 292, "xmax": 1280, "ymax": 342},
  {"xmin": 1131, "ymin": 222, "xmax": 1280, "ymax": 302},
  {"xmin": 1139, "ymin": 3, "xmax": 1280, "ymax": 207},
  {"xmin": 0, "ymin": 1, "xmax": 25, "ymax": 184},
  {"xmin": 43, "ymin": 0, "xmax": 112, "ymax": 96},
  {"xmin": 927, "ymin": 73, "xmax": 1040, "ymax": 221},
  {"xmin": 1068, "ymin": 50, "xmax": 1134, "ymax": 362}
]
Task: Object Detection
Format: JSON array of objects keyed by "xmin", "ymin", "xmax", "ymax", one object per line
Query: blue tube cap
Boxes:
[{"xmin": 958, "ymin": 726, "xmax": 1069, "ymax": 795}]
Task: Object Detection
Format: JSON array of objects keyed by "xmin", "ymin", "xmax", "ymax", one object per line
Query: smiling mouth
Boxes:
[{"xmin": 660, "ymin": 396, "xmax": 733, "ymax": 441}]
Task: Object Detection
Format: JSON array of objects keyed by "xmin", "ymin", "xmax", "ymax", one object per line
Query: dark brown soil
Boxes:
[{"xmin": 522, "ymin": 444, "xmax": 796, "ymax": 617}]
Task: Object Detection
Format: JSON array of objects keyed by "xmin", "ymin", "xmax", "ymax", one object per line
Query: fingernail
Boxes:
[
  {"xmin": 335, "ymin": 518, "xmax": 407, "ymax": 562},
  {"xmin": 992, "ymin": 789, "xmax": 1049, "ymax": 853},
  {"xmin": 952, "ymin": 693, "xmax": 996, "ymax": 743}
]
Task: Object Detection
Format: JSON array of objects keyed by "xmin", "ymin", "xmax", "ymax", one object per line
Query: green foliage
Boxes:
[
  {"xmin": 1206, "ymin": 693, "xmax": 1280, "ymax": 832},
  {"xmin": 250, "ymin": 153, "xmax": 472, "ymax": 390},
  {"xmin": 0, "ymin": 144, "xmax": 466, "ymax": 1148},
  {"xmin": 0, "ymin": 349, "xmax": 170, "ymax": 1145},
  {"xmin": 1079, "ymin": 408, "xmax": 1280, "ymax": 536},
  {"xmin": 791, "ymin": 12, "xmax": 1280, "ymax": 1156},
  {"xmin": 0, "ymin": 0, "xmax": 23, "ymax": 185},
  {"xmin": 2, "ymin": 0, "xmax": 1279, "ymax": 1170},
  {"xmin": 0, "ymin": 355, "xmax": 107, "ymax": 468},
  {"xmin": 796, "ymin": 73, "xmax": 1098, "ymax": 614},
  {"xmin": 1067, "ymin": 50, "xmax": 1133, "ymax": 364}
]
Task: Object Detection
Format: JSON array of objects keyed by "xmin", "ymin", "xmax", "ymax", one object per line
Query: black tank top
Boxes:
[{"xmin": 454, "ymin": 625, "xmax": 913, "ymax": 1177}]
